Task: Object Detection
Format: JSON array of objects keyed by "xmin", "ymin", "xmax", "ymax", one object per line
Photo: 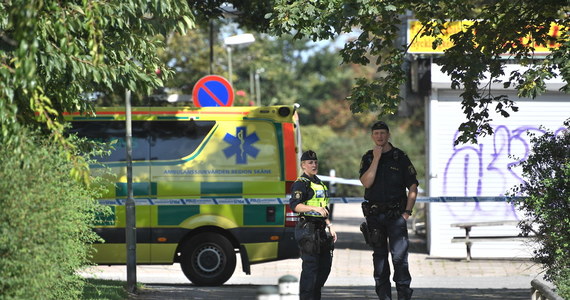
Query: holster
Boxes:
[
  {"xmin": 368, "ymin": 227, "xmax": 385, "ymax": 247},
  {"xmin": 360, "ymin": 222, "xmax": 370, "ymax": 244},
  {"xmin": 360, "ymin": 221, "xmax": 386, "ymax": 248},
  {"xmin": 322, "ymin": 233, "xmax": 334, "ymax": 253},
  {"xmin": 295, "ymin": 218, "xmax": 330, "ymax": 255}
]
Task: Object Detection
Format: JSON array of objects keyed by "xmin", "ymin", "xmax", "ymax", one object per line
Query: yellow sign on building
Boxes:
[{"xmin": 407, "ymin": 20, "xmax": 564, "ymax": 54}]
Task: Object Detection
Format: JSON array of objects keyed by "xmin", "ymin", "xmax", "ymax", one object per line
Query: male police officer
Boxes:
[
  {"xmin": 290, "ymin": 150, "xmax": 337, "ymax": 300},
  {"xmin": 359, "ymin": 121, "xmax": 418, "ymax": 300}
]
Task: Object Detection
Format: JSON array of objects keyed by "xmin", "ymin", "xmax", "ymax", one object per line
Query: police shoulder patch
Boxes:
[
  {"xmin": 293, "ymin": 191, "xmax": 303, "ymax": 200},
  {"xmin": 408, "ymin": 165, "xmax": 417, "ymax": 176}
]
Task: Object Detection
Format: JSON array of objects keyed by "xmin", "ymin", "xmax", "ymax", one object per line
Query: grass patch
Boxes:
[{"xmin": 82, "ymin": 278, "xmax": 128, "ymax": 300}]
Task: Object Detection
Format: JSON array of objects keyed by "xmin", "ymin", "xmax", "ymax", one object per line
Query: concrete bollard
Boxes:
[
  {"xmin": 257, "ymin": 285, "xmax": 280, "ymax": 300},
  {"xmin": 278, "ymin": 274, "xmax": 299, "ymax": 299}
]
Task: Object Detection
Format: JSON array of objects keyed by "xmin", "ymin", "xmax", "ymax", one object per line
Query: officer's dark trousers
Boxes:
[
  {"xmin": 367, "ymin": 213, "xmax": 412, "ymax": 300},
  {"xmin": 299, "ymin": 250, "xmax": 332, "ymax": 300}
]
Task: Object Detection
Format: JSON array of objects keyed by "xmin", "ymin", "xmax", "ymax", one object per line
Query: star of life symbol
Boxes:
[{"xmin": 223, "ymin": 127, "xmax": 260, "ymax": 164}]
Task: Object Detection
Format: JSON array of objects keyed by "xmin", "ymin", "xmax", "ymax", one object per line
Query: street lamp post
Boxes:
[
  {"xmin": 226, "ymin": 46, "xmax": 233, "ymax": 86},
  {"xmin": 255, "ymin": 68, "xmax": 265, "ymax": 106},
  {"xmin": 223, "ymin": 33, "xmax": 255, "ymax": 90}
]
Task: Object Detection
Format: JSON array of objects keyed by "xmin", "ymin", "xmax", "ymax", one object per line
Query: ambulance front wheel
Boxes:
[{"xmin": 180, "ymin": 232, "xmax": 237, "ymax": 286}]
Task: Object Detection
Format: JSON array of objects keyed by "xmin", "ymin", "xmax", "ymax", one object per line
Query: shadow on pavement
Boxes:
[
  {"xmin": 331, "ymin": 209, "xmax": 428, "ymax": 254},
  {"xmin": 132, "ymin": 284, "xmax": 530, "ymax": 300},
  {"xmin": 323, "ymin": 286, "xmax": 530, "ymax": 300},
  {"xmin": 334, "ymin": 231, "xmax": 428, "ymax": 254}
]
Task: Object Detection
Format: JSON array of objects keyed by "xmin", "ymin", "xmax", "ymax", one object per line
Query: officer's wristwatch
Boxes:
[{"xmin": 404, "ymin": 210, "xmax": 413, "ymax": 216}]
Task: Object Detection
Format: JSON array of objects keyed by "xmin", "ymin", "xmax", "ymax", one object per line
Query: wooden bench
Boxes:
[{"xmin": 450, "ymin": 220, "xmax": 528, "ymax": 261}]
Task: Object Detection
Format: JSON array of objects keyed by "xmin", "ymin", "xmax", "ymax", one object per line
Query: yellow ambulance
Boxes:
[{"xmin": 67, "ymin": 105, "xmax": 301, "ymax": 286}]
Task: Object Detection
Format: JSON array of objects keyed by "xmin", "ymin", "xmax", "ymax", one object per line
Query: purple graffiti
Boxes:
[
  {"xmin": 442, "ymin": 125, "xmax": 566, "ymax": 196},
  {"xmin": 443, "ymin": 143, "xmax": 483, "ymax": 195}
]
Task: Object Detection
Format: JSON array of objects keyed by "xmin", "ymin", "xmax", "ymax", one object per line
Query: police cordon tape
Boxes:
[{"xmin": 98, "ymin": 196, "xmax": 520, "ymax": 205}]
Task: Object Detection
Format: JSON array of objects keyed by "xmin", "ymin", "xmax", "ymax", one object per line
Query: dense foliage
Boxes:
[
  {"xmin": 0, "ymin": 1, "xmax": 192, "ymax": 297},
  {"xmin": 0, "ymin": 0, "xmax": 193, "ymax": 180},
  {"xmin": 269, "ymin": 0, "xmax": 570, "ymax": 144},
  {"xmin": 510, "ymin": 120, "xmax": 570, "ymax": 298},
  {"xmin": 0, "ymin": 129, "xmax": 107, "ymax": 299}
]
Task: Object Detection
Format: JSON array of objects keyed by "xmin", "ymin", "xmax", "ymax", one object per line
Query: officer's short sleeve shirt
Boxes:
[
  {"xmin": 289, "ymin": 175, "xmax": 312, "ymax": 211},
  {"xmin": 359, "ymin": 150, "xmax": 373, "ymax": 178},
  {"xmin": 400, "ymin": 151, "xmax": 419, "ymax": 188}
]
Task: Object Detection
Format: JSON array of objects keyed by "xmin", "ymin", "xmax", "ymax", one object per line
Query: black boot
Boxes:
[
  {"xmin": 375, "ymin": 278, "xmax": 392, "ymax": 300},
  {"xmin": 396, "ymin": 285, "xmax": 413, "ymax": 300}
]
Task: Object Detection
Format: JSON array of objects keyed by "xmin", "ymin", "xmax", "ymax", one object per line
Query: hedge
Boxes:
[{"xmin": 0, "ymin": 128, "xmax": 105, "ymax": 299}]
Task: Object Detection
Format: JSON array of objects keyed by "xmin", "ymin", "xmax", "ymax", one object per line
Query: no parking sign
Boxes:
[{"xmin": 192, "ymin": 75, "xmax": 234, "ymax": 107}]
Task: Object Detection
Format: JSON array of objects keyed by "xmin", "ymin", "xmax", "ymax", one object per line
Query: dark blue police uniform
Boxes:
[
  {"xmin": 360, "ymin": 143, "xmax": 418, "ymax": 300},
  {"xmin": 289, "ymin": 173, "xmax": 333, "ymax": 300}
]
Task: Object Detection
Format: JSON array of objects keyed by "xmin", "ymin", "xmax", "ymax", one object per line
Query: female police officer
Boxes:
[{"xmin": 289, "ymin": 150, "xmax": 337, "ymax": 300}]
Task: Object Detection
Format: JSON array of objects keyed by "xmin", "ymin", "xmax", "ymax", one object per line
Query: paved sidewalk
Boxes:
[{"xmin": 81, "ymin": 204, "xmax": 545, "ymax": 299}]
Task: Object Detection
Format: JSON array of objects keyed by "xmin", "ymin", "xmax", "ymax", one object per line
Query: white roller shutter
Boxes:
[{"xmin": 427, "ymin": 63, "xmax": 569, "ymax": 258}]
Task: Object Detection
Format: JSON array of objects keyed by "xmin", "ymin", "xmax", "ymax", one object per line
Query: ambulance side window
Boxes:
[
  {"xmin": 69, "ymin": 121, "xmax": 150, "ymax": 162},
  {"xmin": 149, "ymin": 120, "xmax": 216, "ymax": 161}
]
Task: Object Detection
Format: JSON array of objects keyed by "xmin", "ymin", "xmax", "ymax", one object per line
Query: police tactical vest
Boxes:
[{"xmin": 298, "ymin": 177, "xmax": 329, "ymax": 218}]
